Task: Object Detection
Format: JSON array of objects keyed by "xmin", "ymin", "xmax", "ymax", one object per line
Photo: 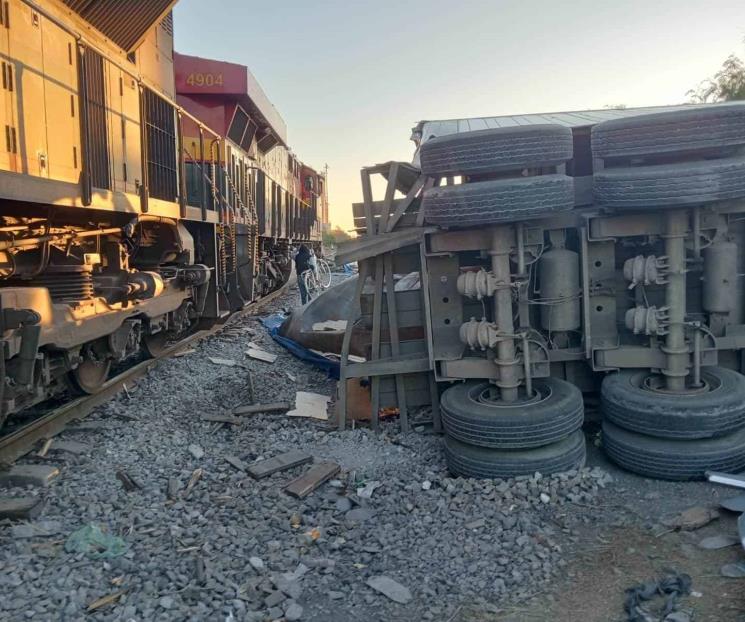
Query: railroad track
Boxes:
[{"xmin": 0, "ymin": 281, "xmax": 293, "ymax": 465}]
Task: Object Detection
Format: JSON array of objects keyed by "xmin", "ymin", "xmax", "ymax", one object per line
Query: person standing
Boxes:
[{"xmin": 295, "ymin": 244, "xmax": 312, "ymax": 304}]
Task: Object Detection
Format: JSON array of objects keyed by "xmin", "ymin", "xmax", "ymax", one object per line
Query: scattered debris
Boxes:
[
  {"xmin": 697, "ymin": 534, "xmax": 739, "ymax": 550},
  {"xmin": 286, "ymin": 372, "xmax": 297, "ymax": 382},
  {"xmin": 11, "ymin": 520, "xmax": 63, "ymax": 539},
  {"xmin": 86, "ymin": 590, "xmax": 127, "ymax": 612},
  {"xmin": 188, "ymin": 444, "xmax": 205, "ymax": 459},
  {"xmin": 245, "ymin": 346, "xmax": 278, "ymax": 364},
  {"xmin": 421, "ymin": 480, "xmax": 432, "ymax": 491},
  {"xmin": 720, "ymin": 494, "xmax": 745, "ymax": 513},
  {"xmin": 286, "ymin": 391, "xmax": 330, "ymax": 421},
  {"xmin": 208, "ymin": 357, "xmax": 237, "ymax": 367},
  {"xmin": 173, "ymin": 348, "xmax": 197, "ymax": 358},
  {"xmin": 233, "ymin": 401, "xmax": 291, "ymax": 416},
  {"xmin": 200, "ymin": 414, "xmax": 241, "ymax": 425},
  {"xmin": 624, "ymin": 571, "xmax": 692, "ymax": 622},
  {"xmin": 167, "ymin": 478, "xmax": 181, "ymax": 500},
  {"xmin": 666, "ymin": 506, "xmax": 719, "ymax": 531},
  {"xmin": 37, "ymin": 438, "xmax": 53, "ymax": 458},
  {"xmin": 312, "ymin": 320, "xmax": 347, "ymax": 331},
  {"xmin": 720, "ymin": 562, "xmax": 745, "ymax": 578},
  {"xmin": 115, "ymin": 470, "xmax": 142, "ymax": 492},
  {"xmin": 183, "ymin": 468, "xmax": 203, "ymax": 499},
  {"xmin": 285, "ymin": 462, "xmax": 341, "ymax": 498},
  {"xmin": 224, "ymin": 455, "xmax": 247, "ymax": 472},
  {"xmin": 0, "ymin": 497, "xmax": 45, "ymax": 521},
  {"xmin": 366, "ymin": 575, "xmax": 413, "ymax": 604},
  {"xmin": 65, "ymin": 524, "xmax": 128, "ymax": 559},
  {"xmin": 707, "ymin": 471, "xmax": 745, "ymax": 489},
  {"xmin": 356, "ymin": 480, "xmax": 382, "ymax": 499},
  {"xmin": 0, "ymin": 465, "xmax": 59, "ymax": 489},
  {"xmin": 247, "ymin": 451, "xmax": 313, "ymax": 480}
]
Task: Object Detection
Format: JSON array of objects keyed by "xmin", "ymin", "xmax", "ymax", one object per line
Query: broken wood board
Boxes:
[
  {"xmin": 208, "ymin": 357, "xmax": 237, "ymax": 367},
  {"xmin": 247, "ymin": 451, "xmax": 312, "ymax": 480},
  {"xmin": 224, "ymin": 456, "xmax": 247, "ymax": 472},
  {"xmin": 0, "ymin": 497, "xmax": 45, "ymax": 520},
  {"xmin": 312, "ymin": 320, "xmax": 347, "ymax": 332},
  {"xmin": 285, "ymin": 462, "xmax": 341, "ymax": 499},
  {"xmin": 287, "ymin": 392, "xmax": 330, "ymax": 421},
  {"xmin": 245, "ymin": 347, "xmax": 278, "ymax": 364},
  {"xmin": 233, "ymin": 402, "xmax": 290, "ymax": 416},
  {"xmin": 201, "ymin": 414, "xmax": 241, "ymax": 425}
]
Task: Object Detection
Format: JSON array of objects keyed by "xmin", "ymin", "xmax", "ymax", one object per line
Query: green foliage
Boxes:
[
  {"xmin": 689, "ymin": 52, "xmax": 745, "ymax": 103},
  {"xmin": 322, "ymin": 226, "xmax": 352, "ymax": 248}
]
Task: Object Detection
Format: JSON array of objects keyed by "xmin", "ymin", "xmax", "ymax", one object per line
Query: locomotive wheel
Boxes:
[
  {"xmin": 444, "ymin": 431, "xmax": 586, "ymax": 479},
  {"xmin": 66, "ymin": 357, "xmax": 111, "ymax": 395},
  {"xmin": 422, "ymin": 174, "xmax": 574, "ymax": 227},
  {"xmin": 143, "ymin": 333, "xmax": 170, "ymax": 359},
  {"xmin": 591, "ymin": 104, "xmax": 745, "ymax": 159},
  {"xmin": 440, "ymin": 378, "xmax": 584, "ymax": 449},
  {"xmin": 601, "ymin": 367, "xmax": 745, "ymax": 440},
  {"xmin": 419, "ymin": 124, "xmax": 573, "ymax": 177}
]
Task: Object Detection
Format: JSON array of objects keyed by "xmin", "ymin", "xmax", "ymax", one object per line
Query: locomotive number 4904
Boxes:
[{"xmin": 185, "ymin": 73, "xmax": 224, "ymax": 87}]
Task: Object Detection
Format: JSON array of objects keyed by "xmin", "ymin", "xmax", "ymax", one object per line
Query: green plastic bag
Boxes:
[{"xmin": 65, "ymin": 524, "xmax": 128, "ymax": 559}]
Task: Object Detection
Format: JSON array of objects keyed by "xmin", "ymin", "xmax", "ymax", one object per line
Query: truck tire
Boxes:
[
  {"xmin": 601, "ymin": 367, "xmax": 745, "ymax": 440},
  {"xmin": 420, "ymin": 125, "xmax": 573, "ymax": 177},
  {"xmin": 441, "ymin": 378, "xmax": 583, "ymax": 449},
  {"xmin": 591, "ymin": 104, "xmax": 745, "ymax": 159},
  {"xmin": 444, "ymin": 431, "xmax": 586, "ymax": 479},
  {"xmin": 594, "ymin": 157, "xmax": 745, "ymax": 209},
  {"xmin": 602, "ymin": 421, "xmax": 745, "ymax": 481},
  {"xmin": 423, "ymin": 175, "xmax": 574, "ymax": 227}
]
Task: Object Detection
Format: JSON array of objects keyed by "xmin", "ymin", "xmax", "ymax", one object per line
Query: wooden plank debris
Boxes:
[
  {"xmin": 115, "ymin": 470, "xmax": 141, "ymax": 492},
  {"xmin": 285, "ymin": 462, "xmax": 341, "ymax": 499},
  {"xmin": 224, "ymin": 456, "xmax": 247, "ymax": 472},
  {"xmin": 0, "ymin": 497, "xmax": 45, "ymax": 520},
  {"xmin": 174, "ymin": 348, "xmax": 196, "ymax": 358},
  {"xmin": 208, "ymin": 357, "xmax": 237, "ymax": 367},
  {"xmin": 287, "ymin": 392, "xmax": 330, "ymax": 421},
  {"xmin": 247, "ymin": 451, "xmax": 312, "ymax": 480},
  {"xmin": 183, "ymin": 468, "xmax": 203, "ymax": 499},
  {"xmin": 37, "ymin": 438, "xmax": 53, "ymax": 458},
  {"xmin": 86, "ymin": 590, "xmax": 126, "ymax": 612},
  {"xmin": 245, "ymin": 347, "xmax": 278, "ymax": 364},
  {"xmin": 233, "ymin": 401, "xmax": 290, "ymax": 416},
  {"xmin": 0, "ymin": 465, "xmax": 59, "ymax": 489},
  {"xmin": 200, "ymin": 414, "xmax": 241, "ymax": 426}
]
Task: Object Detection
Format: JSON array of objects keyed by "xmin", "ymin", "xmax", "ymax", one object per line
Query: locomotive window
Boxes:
[
  {"xmin": 228, "ymin": 107, "xmax": 249, "ymax": 144},
  {"xmin": 241, "ymin": 119, "xmax": 258, "ymax": 152}
]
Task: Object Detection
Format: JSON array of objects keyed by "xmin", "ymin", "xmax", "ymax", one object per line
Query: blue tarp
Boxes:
[{"xmin": 261, "ymin": 313, "xmax": 341, "ymax": 379}]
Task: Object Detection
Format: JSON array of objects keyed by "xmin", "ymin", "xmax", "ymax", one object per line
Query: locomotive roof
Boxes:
[{"xmin": 63, "ymin": 0, "xmax": 178, "ymax": 52}]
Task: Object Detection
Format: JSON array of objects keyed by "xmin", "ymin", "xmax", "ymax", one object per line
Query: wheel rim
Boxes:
[
  {"xmin": 630, "ymin": 370, "xmax": 720, "ymax": 396},
  {"xmin": 68, "ymin": 358, "xmax": 111, "ymax": 394},
  {"xmin": 470, "ymin": 382, "xmax": 550, "ymax": 409}
]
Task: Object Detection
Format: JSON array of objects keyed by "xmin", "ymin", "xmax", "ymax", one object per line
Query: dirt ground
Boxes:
[{"xmin": 460, "ymin": 426, "xmax": 745, "ymax": 622}]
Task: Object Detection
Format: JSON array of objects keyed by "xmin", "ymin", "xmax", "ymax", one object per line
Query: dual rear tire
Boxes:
[{"xmin": 441, "ymin": 378, "xmax": 586, "ymax": 479}]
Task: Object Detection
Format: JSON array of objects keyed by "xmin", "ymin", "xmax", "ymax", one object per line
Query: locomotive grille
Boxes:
[{"xmin": 16, "ymin": 266, "xmax": 95, "ymax": 303}]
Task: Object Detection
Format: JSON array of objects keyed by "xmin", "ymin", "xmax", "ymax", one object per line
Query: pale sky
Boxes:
[{"xmin": 174, "ymin": 0, "xmax": 745, "ymax": 232}]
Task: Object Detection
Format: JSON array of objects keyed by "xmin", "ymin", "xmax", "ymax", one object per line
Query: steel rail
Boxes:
[{"xmin": 0, "ymin": 279, "xmax": 293, "ymax": 464}]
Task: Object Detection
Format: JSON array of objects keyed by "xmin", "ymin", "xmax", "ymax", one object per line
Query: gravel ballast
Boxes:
[{"xmin": 0, "ymin": 278, "xmax": 612, "ymax": 621}]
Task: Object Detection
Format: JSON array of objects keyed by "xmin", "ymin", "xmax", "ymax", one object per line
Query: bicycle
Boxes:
[
  {"xmin": 300, "ymin": 268, "xmax": 322, "ymax": 302},
  {"xmin": 316, "ymin": 257, "xmax": 332, "ymax": 289}
]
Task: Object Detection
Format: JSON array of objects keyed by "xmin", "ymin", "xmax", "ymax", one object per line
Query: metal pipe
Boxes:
[
  {"xmin": 693, "ymin": 325, "xmax": 702, "ymax": 388},
  {"xmin": 0, "ymin": 226, "xmax": 123, "ymax": 251},
  {"xmin": 490, "ymin": 226, "xmax": 519, "ymax": 402},
  {"xmin": 522, "ymin": 332, "xmax": 532, "ymax": 398},
  {"xmin": 516, "ymin": 222, "xmax": 529, "ymax": 329},
  {"xmin": 663, "ymin": 210, "xmax": 689, "ymax": 391}
]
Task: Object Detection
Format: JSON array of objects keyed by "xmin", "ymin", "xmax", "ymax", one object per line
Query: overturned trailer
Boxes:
[{"xmin": 337, "ymin": 102, "xmax": 745, "ymax": 481}]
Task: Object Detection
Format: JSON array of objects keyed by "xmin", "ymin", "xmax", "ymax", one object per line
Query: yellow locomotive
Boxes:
[{"xmin": 0, "ymin": 1, "xmax": 324, "ymax": 424}]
